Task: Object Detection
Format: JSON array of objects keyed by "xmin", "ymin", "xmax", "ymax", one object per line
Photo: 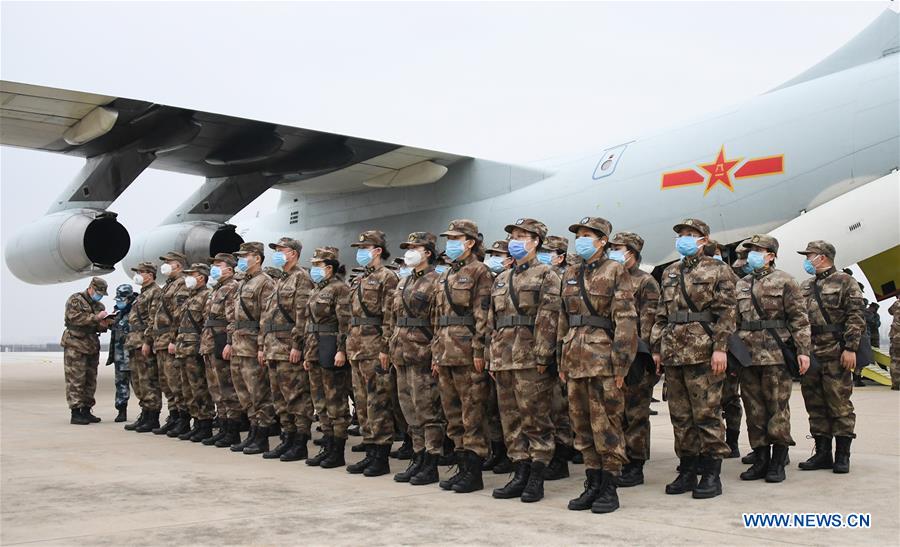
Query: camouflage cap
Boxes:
[
  {"xmin": 115, "ymin": 283, "xmax": 134, "ymax": 298},
  {"xmin": 311, "ymin": 247, "xmax": 338, "ymax": 262},
  {"xmin": 158, "ymin": 251, "xmax": 188, "ymax": 267},
  {"xmin": 268, "ymin": 237, "xmax": 302, "ymax": 252},
  {"xmin": 183, "ymin": 263, "xmax": 211, "ymax": 277},
  {"xmin": 399, "ymin": 231, "xmax": 437, "ymax": 249},
  {"xmin": 440, "ymin": 219, "xmax": 479, "ymax": 239},
  {"xmin": 89, "ymin": 276, "xmax": 108, "ymax": 295},
  {"xmin": 351, "ymin": 230, "xmax": 386, "ymax": 248},
  {"xmin": 540, "ymin": 235, "xmax": 569, "ymax": 254},
  {"xmin": 568, "ymin": 216, "xmax": 612, "ymax": 238},
  {"xmin": 504, "ymin": 218, "xmax": 548, "ymax": 240},
  {"xmin": 130, "ymin": 261, "xmax": 157, "ymax": 274},
  {"xmin": 234, "ymin": 242, "xmax": 265, "ymax": 257},
  {"xmin": 673, "ymin": 218, "xmax": 710, "ymax": 237},
  {"xmin": 609, "ymin": 231, "xmax": 645, "ymax": 254},
  {"xmin": 487, "ymin": 240, "xmax": 510, "ymax": 255},
  {"xmin": 741, "ymin": 234, "xmax": 779, "ymax": 254},
  {"xmin": 796, "ymin": 240, "xmax": 836, "ymax": 261},
  {"xmin": 706, "ymin": 239, "xmax": 727, "ymax": 254},
  {"xmin": 208, "ymin": 252, "xmax": 237, "ymax": 267}
]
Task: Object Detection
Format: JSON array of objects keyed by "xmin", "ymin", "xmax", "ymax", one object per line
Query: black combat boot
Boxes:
[
  {"xmin": 114, "ymin": 404, "xmax": 127, "ymax": 423},
  {"xmin": 438, "ymin": 436, "xmax": 457, "ymax": 466},
  {"xmin": 136, "ymin": 410, "xmax": 160, "ymax": 433},
  {"xmin": 351, "ymin": 441, "xmax": 367, "ymax": 453},
  {"xmin": 725, "ymin": 428, "xmax": 741, "ymax": 458},
  {"xmin": 179, "ymin": 417, "xmax": 201, "ymax": 440},
  {"xmin": 740, "ymin": 446, "xmax": 770, "ymax": 481},
  {"xmin": 268, "ymin": 422, "xmax": 281, "ymax": 439},
  {"xmin": 571, "ymin": 450, "xmax": 584, "ymax": 464},
  {"xmin": 390, "ymin": 434, "xmax": 414, "ymax": 460},
  {"xmin": 741, "ymin": 450, "xmax": 759, "ymax": 465},
  {"xmin": 82, "ymin": 407, "xmax": 101, "ymax": 423},
  {"xmin": 319, "ymin": 437, "xmax": 347, "ymax": 468},
  {"xmin": 617, "ymin": 459, "xmax": 645, "ymax": 487},
  {"xmin": 364, "ymin": 444, "xmax": 392, "ymax": 477},
  {"xmin": 665, "ymin": 455, "xmax": 698, "ymax": 495},
  {"xmin": 452, "ymin": 451, "xmax": 484, "ymax": 493},
  {"xmin": 543, "ymin": 443, "xmax": 571, "ymax": 481},
  {"xmin": 692, "ymin": 455, "xmax": 723, "ymax": 499},
  {"xmin": 190, "ymin": 419, "xmax": 213, "ymax": 442},
  {"xmin": 521, "ymin": 461, "xmax": 546, "ymax": 503},
  {"xmin": 153, "ymin": 410, "xmax": 178, "ymax": 435},
  {"xmin": 231, "ymin": 424, "xmax": 256, "ymax": 452},
  {"xmin": 280, "ymin": 434, "xmax": 310, "ymax": 462},
  {"xmin": 798, "ymin": 435, "xmax": 833, "ymax": 470},
  {"xmin": 313, "ymin": 436, "xmax": 324, "ymax": 447},
  {"xmin": 203, "ymin": 420, "xmax": 227, "ymax": 446},
  {"xmin": 833, "ymin": 436, "xmax": 852, "ymax": 474},
  {"xmin": 215, "ymin": 420, "xmax": 240, "ymax": 447},
  {"xmin": 568, "ymin": 469, "xmax": 602, "ymax": 511},
  {"xmin": 493, "ymin": 460, "xmax": 530, "ymax": 499},
  {"xmin": 70, "ymin": 408, "xmax": 90, "ymax": 425},
  {"xmin": 439, "ymin": 452, "xmax": 467, "ymax": 490},
  {"xmin": 243, "ymin": 425, "xmax": 270, "ymax": 455},
  {"xmin": 263, "ymin": 431, "xmax": 296, "ymax": 459},
  {"xmin": 124, "ymin": 409, "xmax": 142, "ymax": 429},
  {"xmin": 347, "ymin": 444, "xmax": 375, "ymax": 474},
  {"xmin": 394, "ymin": 450, "xmax": 424, "ymax": 483},
  {"xmin": 306, "ymin": 435, "xmax": 332, "ymax": 466},
  {"xmin": 591, "ymin": 471, "xmax": 620, "ymax": 513},
  {"xmin": 766, "ymin": 444, "xmax": 788, "ymax": 482},
  {"xmin": 168, "ymin": 413, "xmax": 191, "ymax": 438},
  {"xmin": 482, "ymin": 440, "xmax": 506, "ymax": 471},
  {"xmin": 410, "ymin": 452, "xmax": 440, "ymax": 485},
  {"xmin": 238, "ymin": 413, "xmax": 250, "ymax": 432}
]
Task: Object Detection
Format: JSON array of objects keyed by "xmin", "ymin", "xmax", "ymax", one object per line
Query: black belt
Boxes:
[
  {"xmin": 350, "ymin": 316, "xmax": 382, "ymax": 327},
  {"xmin": 204, "ymin": 319, "xmax": 228, "ymax": 328},
  {"xmin": 812, "ymin": 323, "xmax": 843, "ymax": 335},
  {"xmin": 740, "ymin": 319, "xmax": 787, "ymax": 331},
  {"xmin": 496, "ymin": 315, "xmax": 535, "ymax": 328},
  {"xmin": 264, "ymin": 323, "xmax": 294, "ymax": 334},
  {"xmin": 568, "ymin": 315, "xmax": 612, "ymax": 329},
  {"xmin": 65, "ymin": 326, "xmax": 95, "ymax": 334},
  {"xmin": 307, "ymin": 322, "xmax": 338, "ymax": 334},
  {"xmin": 397, "ymin": 317, "xmax": 430, "ymax": 328},
  {"xmin": 668, "ymin": 311, "xmax": 713, "ymax": 323},
  {"xmin": 437, "ymin": 316, "xmax": 475, "ymax": 327},
  {"xmin": 177, "ymin": 327, "xmax": 199, "ymax": 334},
  {"xmin": 235, "ymin": 320, "xmax": 259, "ymax": 330}
]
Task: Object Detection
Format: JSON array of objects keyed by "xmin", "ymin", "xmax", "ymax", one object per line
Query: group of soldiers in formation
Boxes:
[{"xmin": 61, "ymin": 215, "xmax": 900, "ymax": 515}]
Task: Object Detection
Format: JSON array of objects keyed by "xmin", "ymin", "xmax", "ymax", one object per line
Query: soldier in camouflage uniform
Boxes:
[
  {"xmin": 388, "ymin": 232, "xmax": 446, "ymax": 485},
  {"xmin": 651, "ymin": 218, "xmax": 736, "ymax": 499},
  {"xmin": 174, "ymin": 264, "xmax": 214, "ymax": 441},
  {"xmin": 345, "ymin": 231, "xmax": 399, "ymax": 477},
  {"xmin": 224, "ymin": 242, "xmax": 276, "ymax": 455},
  {"xmin": 150, "ymin": 251, "xmax": 191, "ymax": 435},
  {"xmin": 61, "ymin": 277, "xmax": 112, "ymax": 425},
  {"xmin": 607, "ymin": 232, "xmax": 660, "ymax": 488},
  {"xmin": 260, "ymin": 237, "xmax": 316, "ymax": 462},
  {"xmin": 488, "ymin": 218, "xmax": 562, "ymax": 503},
  {"xmin": 734, "ymin": 235, "xmax": 812, "ymax": 483},
  {"xmin": 128, "ymin": 263, "xmax": 162, "ymax": 432},
  {"xmin": 889, "ymin": 300, "xmax": 900, "ymax": 391},
  {"xmin": 106, "ymin": 284, "xmax": 137, "ymax": 422},
  {"xmin": 796, "ymin": 241, "xmax": 866, "ymax": 474},
  {"xmin": 303, "ymin": 247, "xmax": 353, "ymax": 469},
  {"xmin": 432, "ymin": 219, "xmax": 493, "ymax": 494},
  {"xmin": 559, "ymin": 217, "xmax": 637, "ymax": 514}
]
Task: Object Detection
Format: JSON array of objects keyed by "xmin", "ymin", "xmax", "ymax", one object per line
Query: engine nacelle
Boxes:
[
  {"xmin": 122, "ymin": 221, "xmax": 243, "ymax": 273},
  {"xmin": 4, "ymin": 209, "xmax": 131, "ymax": 284}
]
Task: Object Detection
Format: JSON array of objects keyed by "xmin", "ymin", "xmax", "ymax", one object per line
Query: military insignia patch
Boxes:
[
  {"xmin": 581, "ymin": 217, "xmax": 590, "ymax": 224},
  {"xmin": 359, "ymin": 235, "xmax": 365, "ymax": 242},
  {"xmin": 448, "ymin": 223, "xmax": 455, "ymax": 230},
  {"xmin": 668, "ymin": 273, "xmax": 677, "ymax": 278},
  {"xmin": 516, "ymin": 219, "xmax": 524, "ymax": 225},
  {"xmin": 567, "ymin": 279, "xmax": 578, "ymax": 285},
  {"xmin": 496, "ymin": 282, "xmax": 506, "ymax": 288}
]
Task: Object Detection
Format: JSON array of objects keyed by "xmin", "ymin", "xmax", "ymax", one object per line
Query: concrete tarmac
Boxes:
[{"xmin": 1, "ymin": 352, "xmax": 898, "ymax": 545}]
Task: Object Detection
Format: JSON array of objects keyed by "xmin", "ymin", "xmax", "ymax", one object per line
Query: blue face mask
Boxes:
[
  {"xmin": 675, "ymin": 235, "xmax": 700, "ymax": 257},
  {"xmin": 310, "ymin": 266, "xmax": 326, "ymax": 283},
  {"xmin": 397, "ymin": 267, "xmax": 412, "ymax": 279},
  {"xmin": 608, "ymin": 250, "xmax": 627, "ymax": 264},
  {"xmin": 115, "ymin": 299, "xmax": 127, "ymax": 310},
  {"xmin": 272, "ymin": 251, "xmax": 287, "ymax": 268},
  {"xmin": 803, "ymin": 258, "xmax": 817, "ymax": 275},
  {"xmin": 747, "ymin": 251, "xmax": 766, "ymax": 271},
  {"xmin": 445, "ymin": 240, "xmax": 466, "ymax": 261},
  {"xmin": 91, "ymin": 292, "xmax": 103, "ymax": 302},
  {"xmin": 209, "ymin": 265, "xmax": 222, "ymax": 280},
  {"xmin": 236, "ymin": 257, "xmax": 249, "ymax": 273},
  {"xmin": 713, "ymin": 255, "xmax": 724, "ymax": 262},
  {"xmin": 356, "ymin": 248, "xmax": 373, "ymax": 267},
  {"xmin": 575, "ymin": 237, "xmax": 598, "ymax": 261},
  {"xmin": 537, "ymin": 252, "xmax": 553, "ymax": 265},
  {"xmin": 485, "ymin": 256, "xmax": 505, "ymax": 273},
  {"xmin": 742, "ymin": 262, "xmax": 753, "ymax": 274},
  {"xmin": 507, "ymin": 239, "xmax": 528, "ymax": 260},
  {"xmin": 435, "ymin": 265, "xmax": 449, "ymax": 275}
]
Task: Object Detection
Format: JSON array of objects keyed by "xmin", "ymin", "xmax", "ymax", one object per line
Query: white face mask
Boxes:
[
  {"xmin": 132, "ymin": 273, "xmax": 144, "ymax": 286},
  {"xmin": 159, "ymin": 263, "xmax": 173, "ymax": 276},
  {"xmin": 184, "ymin": 276, "xmax": 197, "ymax": 289},
  {"xmin": 404, "ymin": 249, "xmax": 423, "ymax": 267},
  {"xmin": 208, "ymin": 277, "xmax": 218, "ymax": 287}
]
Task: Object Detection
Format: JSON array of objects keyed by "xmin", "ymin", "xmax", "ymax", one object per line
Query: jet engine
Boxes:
[{"xmin": 122, "ymin": 221, "xmax": 243, "ymax": 273}]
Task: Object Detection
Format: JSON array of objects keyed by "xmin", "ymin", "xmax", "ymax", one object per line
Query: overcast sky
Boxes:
[{"xmin": 1, "ymin": 1, "xmax": 894, "ymax": 344}]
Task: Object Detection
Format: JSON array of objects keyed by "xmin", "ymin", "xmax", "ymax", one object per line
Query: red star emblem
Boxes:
[{"xmin": 699, "ymin": 145, "xmax": 742, "ymax": 195}]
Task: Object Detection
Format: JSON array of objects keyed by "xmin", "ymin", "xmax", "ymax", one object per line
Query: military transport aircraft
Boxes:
[{"xmin": 2, "ymin": 10, "xmax": 898, "ymax": 301}]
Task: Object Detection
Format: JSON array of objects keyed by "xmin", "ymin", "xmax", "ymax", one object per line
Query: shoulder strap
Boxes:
[
  {"xmin": 186, "ymin": 307, "xmax": 203, "ymax": 333},
  {"xmin": 238, "ymin": 281, "xmax": 256, "ymax": 321},
  {"xmin": 401, "ymin": 276, "xmax": 433, "ymax": 339},
  {"xmin": 811, "ymin": 279, "xmax": 836, "ymax": 325},
  {"xmin": 678, "ymin": 265, "xmax": 715, "ymax": 338},
  {"xmin": 576, "ymin": 266, "xmax": 599, "ymax": 316},
  {"xmin": 275, "ymin": 283, "xmax": 294, "ymax": 324},
  {"xmin": 442, "ymin": 271, "xmax": 475, "ymax": 334},
  {"xmin": 508, "ymin": 269, "xmax": 524, "ymax": 316},
  {"xmin": 355, "ymin": 276, "xmax": 377, "ymax": 318}
]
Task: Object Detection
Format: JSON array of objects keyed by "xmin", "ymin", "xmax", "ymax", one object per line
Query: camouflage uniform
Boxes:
[
  {"xmin": 488, "ymin": 219, "xmax": 562, "ymax": 466},
  {"xmin": 432, "ymin": 220, "xmax": 493, "ymax": 460},
  {"xmin": 151, "ymin": 252, "xmax": 191, "ymax": 413},
  {"xmin": 127, "ymin": 264, "xmax": 161, "ymax": 413},
  {"xmin": 541, "ymin": 235, "xmax": 574, "ymax": 450},
  {"xmin": 201, "ymin": 255, "xmax": 240, "ymax": 420},
  {"xmin": 736, "ymin": 236, "xmax": 811, "ymax": 451},
  {"xmin": 106, "ymin": 292, "xmax": 133, "ymax": 411},
  {"xmin": 263, "ymin": 239, "xmax": 316, "ymax": 437},
  {"xmin": 347, "ymin": 231, "xmax": 399, "ymax": 448},
  {"xmin": 559, "ymin": 218, "xmax": 637, "ymax": 476},
  {"xmin": 61, "ymin": 278, "xmax": 109, "ymax": 411},
  {"xmin": 711, "ymin": 242, "xmax": 744, "ymax": 444},
  {"xmin": 483, "ymin": 240, "xmax": 509, "ymax": 452},
  {"xmin": 229, "ymin": 243, "xmax": 276, "ymax": 429},
  {"xmin": 388, "ymin": 232, "xmax": 446, "ymax": 455},
  {"xmin": 175, "ymin": 266, "xmax": 213, "ymax": 421},
  {"xmin": 890, "ymin": 300, "xmax": 900, "ymax": 390}
]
